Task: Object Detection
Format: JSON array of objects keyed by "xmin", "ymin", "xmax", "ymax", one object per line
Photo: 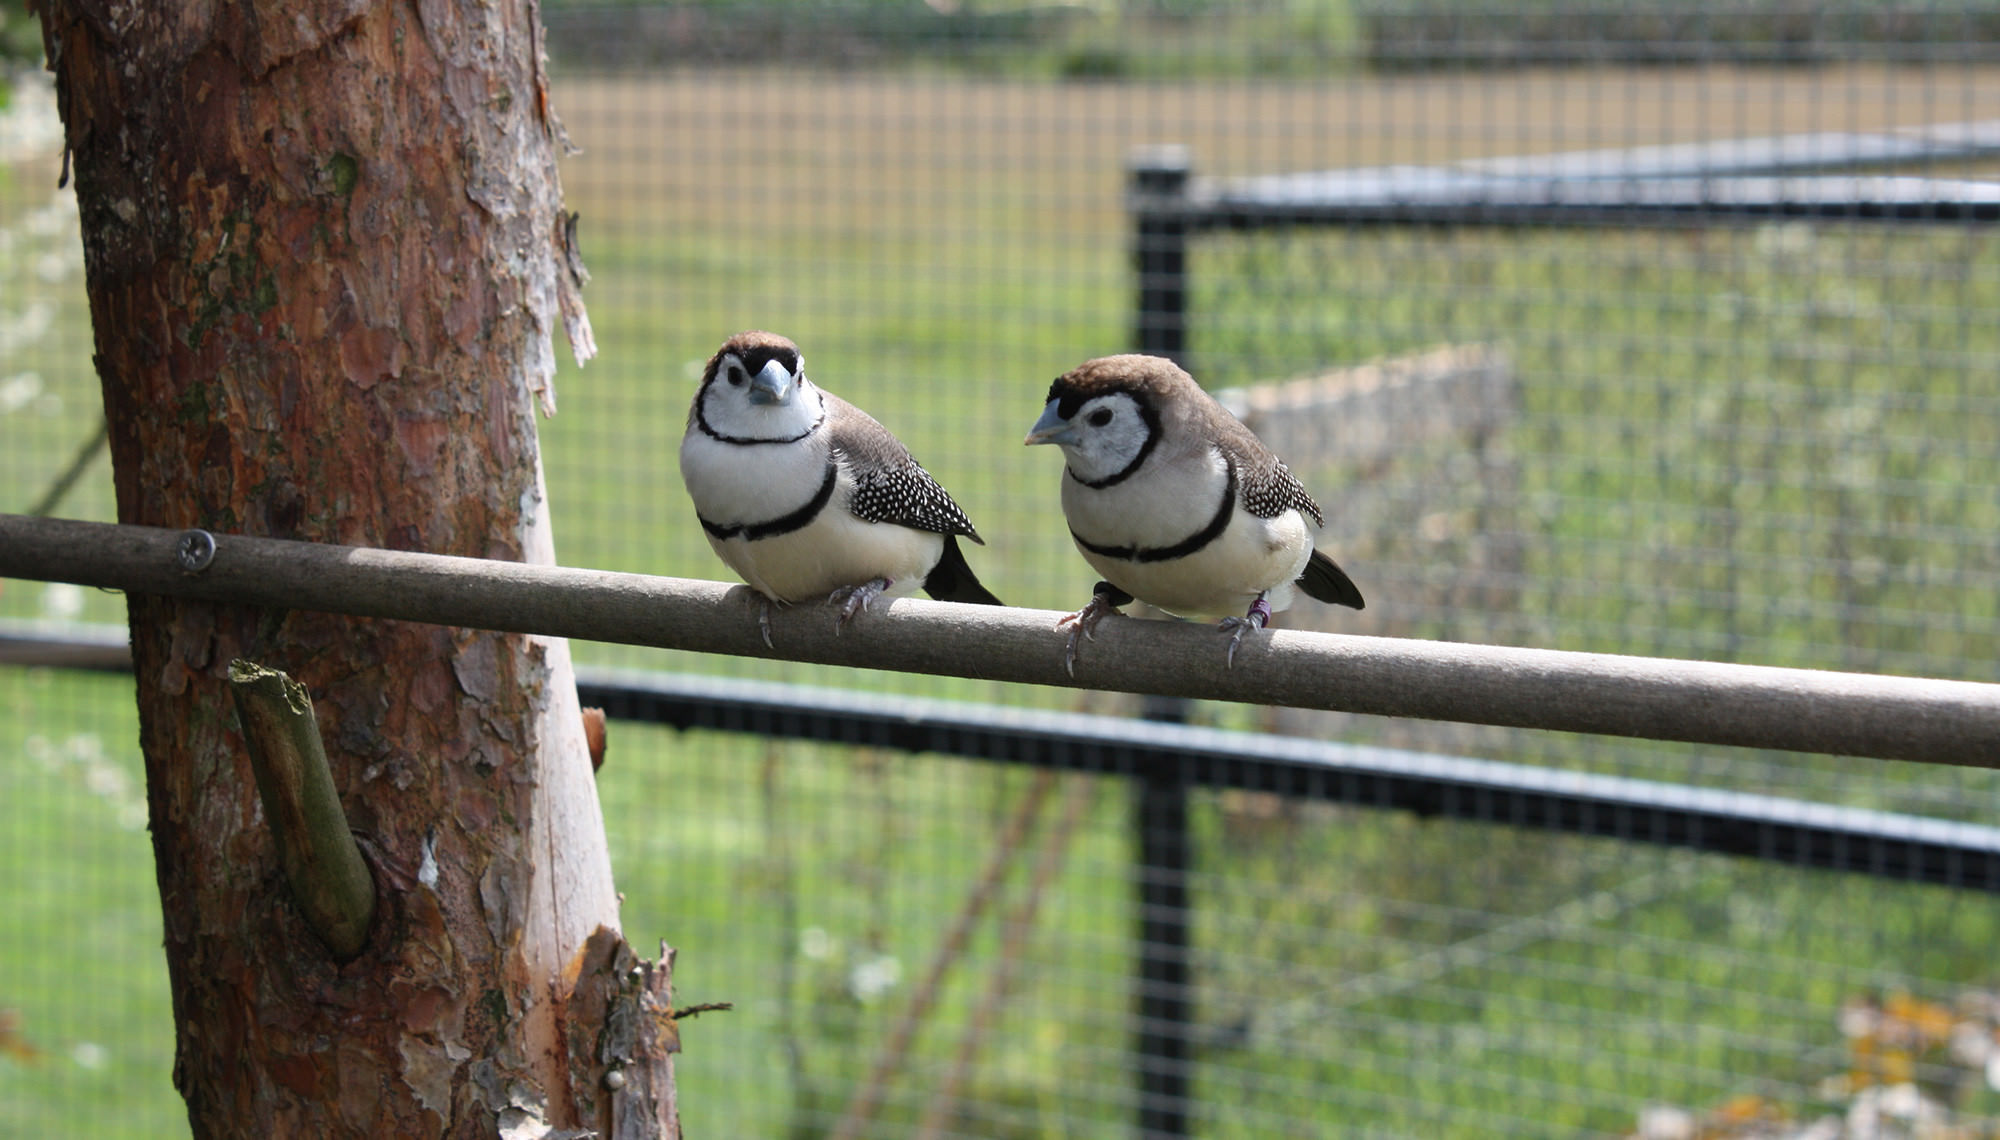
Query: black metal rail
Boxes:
[
  {"xmin": 568, "ymin": 666, "xmax": 2000, "ymax": 893},
  {"xmin": 1192, "ymin": 172, "xmax": 2000, "ymax": 229},
  {"xmin": 13, "ymin": 618, "xmax": 1998, "ymax": 904},
  {"xmin": 1147, "ymin": 125, "xmax": 2000, "ymax": 236}
]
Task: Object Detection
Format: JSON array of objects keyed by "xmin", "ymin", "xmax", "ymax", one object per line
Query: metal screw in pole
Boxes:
[{"xmin": 175, "ymin": 529, "xmax": 217, "ymax": 573}]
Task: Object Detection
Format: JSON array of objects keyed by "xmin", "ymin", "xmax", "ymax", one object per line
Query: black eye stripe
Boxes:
[
  {"xmin": 736, "ymin": 348, "xmax": 800, "ymax": 377},
  {"xmin": 1050, "ymin": 386, "xmax": 1141, "ymax": 423},
  {"xmin": 713, "ymin": 347, "xmax": 802, "ymax": 391}
]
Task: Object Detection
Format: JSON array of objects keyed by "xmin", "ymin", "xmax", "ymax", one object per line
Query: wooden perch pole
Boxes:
[
  {"xmin": 3, "ymin": 513, "xmax": 1999, "ymax": 765},
  {"xmin": 228, "ymin": 660, "xmax": 377, "ymax": 961}
]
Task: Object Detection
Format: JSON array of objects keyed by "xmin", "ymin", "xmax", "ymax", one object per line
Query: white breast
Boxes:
[
  {"xmin": 708, "ymin": 500, "xmax": 945, "ymax": 603},
  {"xmin": 1062, "ymin": 448, "xmax": 1315, "ymax": 619},
  {"xmin": 1060, "ymin": 446, "xmax": 1231, "ymax": 551},
  {"xmin": 679, "ymin": 429, "xmax": 832, "ymax": 527},
  {"xmin": 681, "ymin": 436, "xmax": 945, "ymax": 603}
]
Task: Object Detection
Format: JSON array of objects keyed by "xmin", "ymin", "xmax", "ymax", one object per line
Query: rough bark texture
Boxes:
[{"xmin": 32, "ymin": 1, "xmax": 670, "ymax": 1136}]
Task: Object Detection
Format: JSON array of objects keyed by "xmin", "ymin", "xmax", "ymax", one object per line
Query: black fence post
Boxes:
[
  {"xmin": 1128, "ymin": 144, "xmax": 1195, "ymax": 1140},
  {"xmin": 1133, "ymin": 761, "xmax": 1193, "ymax": 1139},
  {"xmin": 1130, "ymin": 145, "xmax": 1192, "ymax": 365}
]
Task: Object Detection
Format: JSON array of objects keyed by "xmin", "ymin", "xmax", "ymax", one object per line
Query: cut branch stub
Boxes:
[
  {"xmin": 228, "ymin": 658, "xmax": 378, "ymax": 961},
  {"xmin": 561, "ymin": 927, "xmax": 680, "ymax": 1139}
]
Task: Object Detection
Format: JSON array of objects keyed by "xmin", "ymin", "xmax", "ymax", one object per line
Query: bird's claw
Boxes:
[
  {"xmin": 757, "ymin": 599, "xmax": 776, "ymax": 649},
  {"xmin": 1217, "ymin": 596, "xmax": 1273, "ymax": 669},
  {"xmin": 828, "ymin": 578, "xmax": 892, "ymax": 633},
  {"xmin": 1056, "ymin": 593, "xmax": 1121, "ymax": 677},
  {"xmin": 1217, "ymin": 618, "xmax": 1254, "ymax": 669}
]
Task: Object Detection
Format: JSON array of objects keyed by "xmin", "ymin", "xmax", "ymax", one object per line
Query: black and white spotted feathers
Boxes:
[
  {"xmin": 847, "ymin": 465, "xmax": 982, "ymax": 539},
  {"xmin": 829, "ymin": 398, "xmax": 983, "ymax": 542}
]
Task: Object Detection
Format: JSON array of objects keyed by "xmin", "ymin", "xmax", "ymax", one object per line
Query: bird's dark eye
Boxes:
[
  {"xmin": 726, "ymin": 365, "xmax": 746, "ymax": 386},
  {"xmin": 1087, "ymin": 408, "xmax": 1113, "ymax": 427}
]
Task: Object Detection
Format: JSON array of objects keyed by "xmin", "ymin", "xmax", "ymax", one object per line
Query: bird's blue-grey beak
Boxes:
[
  {"xmin": 748, "ymin": 359, "xmax": 795, "ymax": 406},
  {"xmin": 1023, "ymin": 400, "xmax": 1079, "ymax": 447}
]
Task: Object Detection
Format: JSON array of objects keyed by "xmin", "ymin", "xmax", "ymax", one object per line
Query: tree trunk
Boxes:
[{"xmin": 31, "ymin": 1, "xmax": 674, "ymax": 1136}]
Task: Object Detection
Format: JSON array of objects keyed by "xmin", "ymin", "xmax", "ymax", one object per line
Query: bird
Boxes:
[
  {"xmin": 679, "ymin": 330, "xmax": 1002, "ymax": 645},
  {"xmin": 1023, "ymin": 353, "xmax": 1363, "ymax": 672}
]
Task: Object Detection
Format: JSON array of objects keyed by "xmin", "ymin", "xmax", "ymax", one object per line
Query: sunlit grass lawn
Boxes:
[{"xmin": 4, "ymin": 65, "xmax": 2000, "ymax": 1137}]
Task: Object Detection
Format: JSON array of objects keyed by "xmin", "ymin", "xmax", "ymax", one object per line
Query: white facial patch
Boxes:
[
  {"xmin": 698, "ymin": 353, "xmax": 823, "ymax": 443},
  {"xmin": 1055, "ymin": 392, "xmax": 1152, "ymax": 484}
]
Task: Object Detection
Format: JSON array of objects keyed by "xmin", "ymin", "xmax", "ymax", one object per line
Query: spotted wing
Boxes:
[
  {"xmin": 1216, "ymin": 414, "xmax": 1325, "ymax": 527},
  {"xmin": 827, "ymin": 395, "xmax": 983, "ymax": 541},
  {"xmin": 1240, "ymin": 459, "xmax": 1325, "ymax": 527}
]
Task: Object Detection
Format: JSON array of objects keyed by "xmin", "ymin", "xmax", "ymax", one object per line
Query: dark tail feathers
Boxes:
[
  {"xmin": 1297, "ymin": 548, "xmax": 1364, "ymax": 610},
  {"xmin": 924, "ymin": 534, "xmax": 1004, "ymax": 606}
]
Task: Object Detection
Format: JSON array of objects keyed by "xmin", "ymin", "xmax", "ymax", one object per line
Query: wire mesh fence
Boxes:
[{"xmin": 5, "ymin": 4, "xmax": 2000, "ymax": 1137}]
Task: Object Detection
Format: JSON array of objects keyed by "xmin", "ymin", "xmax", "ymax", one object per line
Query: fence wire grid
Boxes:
[{"xmin": 4, "ymin": 5, "xmax": 2000, "ymax": 1138}]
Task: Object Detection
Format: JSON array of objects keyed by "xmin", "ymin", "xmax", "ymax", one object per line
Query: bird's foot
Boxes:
[
  {"xmin": 1055, "ymin": 591, "xmax": 1125, "ymax": 678},
  {"xmin": 827, "ymin": 578, "xmax": 893, "ymax": 633},
  {"xmin": 747, "ymin": 594, "xmax": 791, "ymax": 649},
  {"xmin": 1216, "ymin": 595, "xmax": 1273, "ymax": 669}
]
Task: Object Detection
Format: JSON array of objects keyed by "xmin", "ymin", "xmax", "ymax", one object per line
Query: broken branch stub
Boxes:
[{"xmin": 228, "ymin": 659, "xmax": 378, "ymax": 960}]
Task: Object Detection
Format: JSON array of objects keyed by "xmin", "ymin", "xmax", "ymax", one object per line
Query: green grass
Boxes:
[
  {"xmin": 1194, "ymin": 224, "xmax": 2000, "ymax": 681},
  {"xmin": 529, "ymin": 182, "xmax": 1135, "ymax": 702},
  {"xmin": 613, "ymin": 723, "xmax": 2000, "ymax": 1138},
  {"xmin": 598, "ymin": 726, "xmax": 1138, "ymax": 1139},
  {"xmin": 9, "ymin": 665, "xmax": 2000, "ymax": 1136},
  {"xmin": 7, "ymin": 65, "xmax": 2000, "ymax": 1137},
  {"xmin": 1190, "ymin": 810, "xmax": 2000, "ymax": 1136},
  {"xmin": 0, "ymin": 669, "xmax": 180, "ymax": 1139},
  {"xmin": 542, "ymin": 0, "xmax": 1371, "ymax": 81},
  {"xmin": 538, "ymin": 0, "xmax": 2000, "ymax": 80}
]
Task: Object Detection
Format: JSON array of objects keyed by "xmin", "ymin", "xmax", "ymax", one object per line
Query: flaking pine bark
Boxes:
[{"xmin": 31, "ymin": 1, "xmax": 671, "ymax": 1136}]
